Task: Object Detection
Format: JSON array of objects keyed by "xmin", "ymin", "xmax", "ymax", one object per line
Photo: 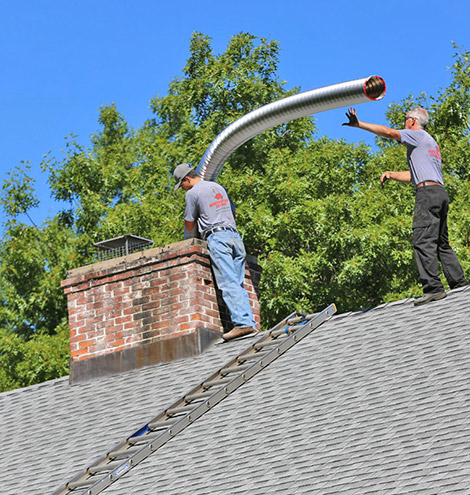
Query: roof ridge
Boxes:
[
  {"xmin": 2, "ymin": 286, "xmax": 468, "ymax": 397},
  {"xmin": 0, "ymin": 375, "xmax": 69, "ymax": 398},
  {"xmin": 332, "ymin": 285, "xmax": 470, "ymax": 319}
]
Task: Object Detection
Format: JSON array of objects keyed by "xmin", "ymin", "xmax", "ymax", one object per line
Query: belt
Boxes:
[
  {"xmin": 203, "ymin": 226, "xmax": 238, "ymax": 240},
  {"xmin": 416, "ymin": 181, "xmax": 443, "ymax": 188}
]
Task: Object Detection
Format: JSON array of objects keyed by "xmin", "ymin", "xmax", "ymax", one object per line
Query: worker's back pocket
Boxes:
[{"xmin": 412, "ymin": 189, "xmax": 432, "ymax": 229}]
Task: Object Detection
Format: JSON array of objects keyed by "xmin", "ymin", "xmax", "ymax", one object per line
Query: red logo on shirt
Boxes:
[
  {"xmin": 209, "ymin": 188, "xmax": 229, "ymax": 208},
  {"xmin": 428, "ymin": 146, "xmax": 441, "ymax": 160}
]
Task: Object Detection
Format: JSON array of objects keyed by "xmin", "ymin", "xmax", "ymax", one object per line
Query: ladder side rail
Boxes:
[
  {"xmin": 195, "ymin": 311, "xmax": 296, "ymax": 390},
  {"xmin": 53, "ymin": 306, "xmax": 336, "ymax": 495},
  {"xmin": 132, "ymin": 310, "xmax": 296, "ymax": 429},
  {"xmin": 74, "ymin": 313, "xmax": 298, "ymax": 494},
  {"xmin": 140, "ymin": 310, "xmax": 296, "ymax": 424},
  {"xmin": 84, "ymin": 304, "xmax": 336, "ymax": 495},
  {"xmin": 52, "ymin": 312, "xmax": 296, "ymax": 495},
  {"xmin": 143, "ymin": 310, "xmax": 297, "ymax": 417}
]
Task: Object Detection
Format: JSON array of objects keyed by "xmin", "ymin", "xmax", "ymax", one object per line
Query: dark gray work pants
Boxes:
[{"xmin": 412, "ymin": 185, "xmax": 467, "ymax": 293}]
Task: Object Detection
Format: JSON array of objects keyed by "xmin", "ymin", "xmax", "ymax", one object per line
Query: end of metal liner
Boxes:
[{"xmin": 363, "ymin": 76, "xmax": 386, "ymax": 101}]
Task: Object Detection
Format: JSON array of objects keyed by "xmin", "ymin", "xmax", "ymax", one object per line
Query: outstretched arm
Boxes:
[
  {"xmin": 380, "ymin": 170, "xmax": 411, "ymax": 188},
  {"xmin": 343, "ymin": 108, "xmax": 401, "ymax": 141}
]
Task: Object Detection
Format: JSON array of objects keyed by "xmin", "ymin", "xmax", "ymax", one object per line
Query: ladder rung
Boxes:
[
  {"xmin": 254, "ymin": 338, "xmax": 286, "ymax": 349},
  {"xmin": 88, "ymin": 460, "xmax": 124, "ymax": 474},
  {"xmin": 286, "ymin": 316, "xmax": 304, "ymax": 324},
  {"xmin": 166, "ymin": 404, "xmax": 196, "ymax": 415},
  {"xmin": 221, "ymin": 364, "xmax": 251, "ymax": 375},
  {"xmin": 286, "ymin": 313, "xmax": 313, "ymax": 325},
  {"xmin": 269, "ymin": 325, "xmax": 303, "ymax": 337},
  {"xmin": 271, "ymin": 328, "xmax": 290, "ymax": 338},
  {"xmin": 148, "ymin": 418, "xmax": 176, "ymax": 430},
  {"xmin": 128, "ymin": 430, "xmax": 164, "ymax": 444},
  {"xmin": 203, "ymin": 377, "xmax": 232, "ymax": 388},
  {"xmin": 67, "ymin": 478, "xmax": 96, "ymax": 489},
  {"xmin": 271, "ymin": 323, "xmax": 304, "ymax": 337},
  {"xmin": 238, "ymin": 351, "xmax": 267, "ymax": 362},
  {"xmin": 185, "ymin": 390, "xmax": 213, "ymax": 401},
  {"xmin": 108, "ymin": 445, "xmax": 141, "ymax": 459}
]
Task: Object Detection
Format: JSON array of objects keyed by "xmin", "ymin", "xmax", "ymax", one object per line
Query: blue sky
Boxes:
[{"xmin": 1, "ymin": 0, "xmax": 469, "ymax": 230}]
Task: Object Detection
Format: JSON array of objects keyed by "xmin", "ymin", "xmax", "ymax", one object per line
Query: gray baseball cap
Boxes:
[{"xmin": 173, "ymin": 163, "xmax": 194, "ymax": 191}]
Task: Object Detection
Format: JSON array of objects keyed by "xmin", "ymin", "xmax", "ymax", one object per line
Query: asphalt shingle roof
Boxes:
[{"xmin": 1, "ymin": 287, "xmax": 470, "ymax": 494}]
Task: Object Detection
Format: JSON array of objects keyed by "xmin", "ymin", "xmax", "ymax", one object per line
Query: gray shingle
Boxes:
[{"xmin": 1, "ymin": 287, "xmax": 470, "ymax": 494}]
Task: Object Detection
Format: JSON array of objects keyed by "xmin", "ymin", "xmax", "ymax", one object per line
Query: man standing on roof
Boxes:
[
  {"xmin": 343, "ymin": 107, "xmax": 468, "ymax": 306},
  {"xmin": 173, "ymin": 163, "xmax": 258, "ymax": 340}
]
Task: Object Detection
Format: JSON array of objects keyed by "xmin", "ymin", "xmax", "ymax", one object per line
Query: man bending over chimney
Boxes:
[{"xmin": 173, "ymin": 163, "xmax": 258, "ymax": 339}]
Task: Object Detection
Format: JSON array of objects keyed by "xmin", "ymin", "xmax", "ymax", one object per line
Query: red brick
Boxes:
[
  {"xmin": 70, "ymin": 349, "xmax": 86, "ymax": 359},
  {"xmin": 113, "ymin": 344, "xmax": 129, "ymax": 353},
  {"xmin": 170, "ymin": 272, "xmax": 187, "ymax": 282},
  {"xmin": 64, "ymin": 240, "xmax": 261, "ymax": 362},
  {"xmin": 112, "ymin": 287, "xmax": 129, "ymax": 297},
  {"xmin": 78, "ymin": 339, "xmax": 95, "ymax": 350},
  {"xmin": 114, "ymin": 315, "xmax": 132, "ymax": 325},
  {"xmin": 68, "ymin": 321, "xmax": 85, "ymax": 332}
]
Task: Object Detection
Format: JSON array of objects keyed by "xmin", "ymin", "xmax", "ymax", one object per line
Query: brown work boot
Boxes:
[
  {"xmin": 222, "ymin": 326, "xmax": 256, "ymax": 341},
  {"xmin": 414, "ymin": 291, "xmax": 447, "ymax": 306}
]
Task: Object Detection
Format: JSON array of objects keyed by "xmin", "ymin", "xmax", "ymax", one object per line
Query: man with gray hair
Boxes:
[{"xmin": 343, "ymin": 107, "xmax": 468, "ymax": 306}]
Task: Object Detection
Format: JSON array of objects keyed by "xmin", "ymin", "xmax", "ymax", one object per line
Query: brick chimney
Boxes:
[{"xmin": 62, "ymin": 239, "xmax": 261, "ymax": 384}]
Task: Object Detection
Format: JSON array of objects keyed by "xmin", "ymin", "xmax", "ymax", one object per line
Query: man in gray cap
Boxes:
[{"xmin": 173, "ymin": 163, "xmax": 257, "ymax": 340}]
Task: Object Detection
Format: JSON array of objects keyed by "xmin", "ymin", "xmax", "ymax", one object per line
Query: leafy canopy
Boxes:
[{"xmin": 1, "ymin": 34, "xmax": 469, "ymax": 391}]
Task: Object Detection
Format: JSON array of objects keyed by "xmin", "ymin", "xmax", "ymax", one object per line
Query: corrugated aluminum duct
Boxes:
[{"xmin": 196, "ymin": 75, "xmax": 386, "ymax": 181}]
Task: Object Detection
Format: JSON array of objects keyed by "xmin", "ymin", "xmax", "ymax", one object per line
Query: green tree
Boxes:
[
  {"xmin": 0, "ymin": 322, "xmax": 69, "ymax": 391},
  {"xmin": 1, "ymin": 35, "xmax": 469, "ymax": 391}
]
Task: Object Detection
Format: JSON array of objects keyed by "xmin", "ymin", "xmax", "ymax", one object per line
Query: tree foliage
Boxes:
[
  {"xmin": 0, "ymin": 322, "xmax": 69, "ymax": 391},
  {"xmin": 1, "ymin": 34, "xmax": 469, "ymax": 391}
]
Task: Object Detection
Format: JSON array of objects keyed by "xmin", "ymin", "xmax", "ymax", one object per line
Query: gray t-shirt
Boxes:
[
  {"xmin": 184, "ymin": 180, "xmax": 237, "ymax": 237},
  {"xmin": 399, "ymin": 129, "xmax": 444, "ymax": 187}
]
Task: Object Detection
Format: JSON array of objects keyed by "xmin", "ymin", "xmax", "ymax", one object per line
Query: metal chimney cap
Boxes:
[
  {"xmin": 93, "ymin": 235, "xmax": 154, "ymax": 261},
  {"xmin": 93, "ymin": 234, "xmax": 154, "ymax": 250}
]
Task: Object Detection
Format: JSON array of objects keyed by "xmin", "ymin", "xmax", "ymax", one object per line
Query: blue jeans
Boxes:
[{"xmin": 207, "ymin": 231, "xmax": 256, "ymax": 329}]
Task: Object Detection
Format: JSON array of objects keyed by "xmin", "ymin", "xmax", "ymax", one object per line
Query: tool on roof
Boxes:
[{"xmin": 52, "ymin": 303, "xmax": 336, "ymax": 495}]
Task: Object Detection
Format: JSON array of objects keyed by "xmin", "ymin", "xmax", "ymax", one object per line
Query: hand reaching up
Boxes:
[{"xmin": 342, "ymin": 107, "xmax": 359, "ymax": 127}]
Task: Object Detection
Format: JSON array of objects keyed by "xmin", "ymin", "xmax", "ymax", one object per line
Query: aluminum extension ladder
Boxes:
[{"xmin": 53, "ymin": 303, "xmax": 337, "ymax": 495}]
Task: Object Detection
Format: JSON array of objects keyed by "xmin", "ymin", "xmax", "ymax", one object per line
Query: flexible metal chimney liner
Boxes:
[{"xmin": 196, "ymin": 75, "xmax": 386, "ymax": 181}]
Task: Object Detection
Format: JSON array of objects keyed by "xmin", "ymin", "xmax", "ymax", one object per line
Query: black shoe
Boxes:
[
  {"xmin": 451, "ymin": 281, "xmax": 470, "ymax": 289},
  {"xmin": 414, "ymin": 291, "xmax": 447, "ymax": 306}
]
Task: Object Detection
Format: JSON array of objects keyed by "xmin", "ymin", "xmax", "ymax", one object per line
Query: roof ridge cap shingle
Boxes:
[{"xmin": 332, "ymin": 285, "xmax": 470, "ymax": 319}]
